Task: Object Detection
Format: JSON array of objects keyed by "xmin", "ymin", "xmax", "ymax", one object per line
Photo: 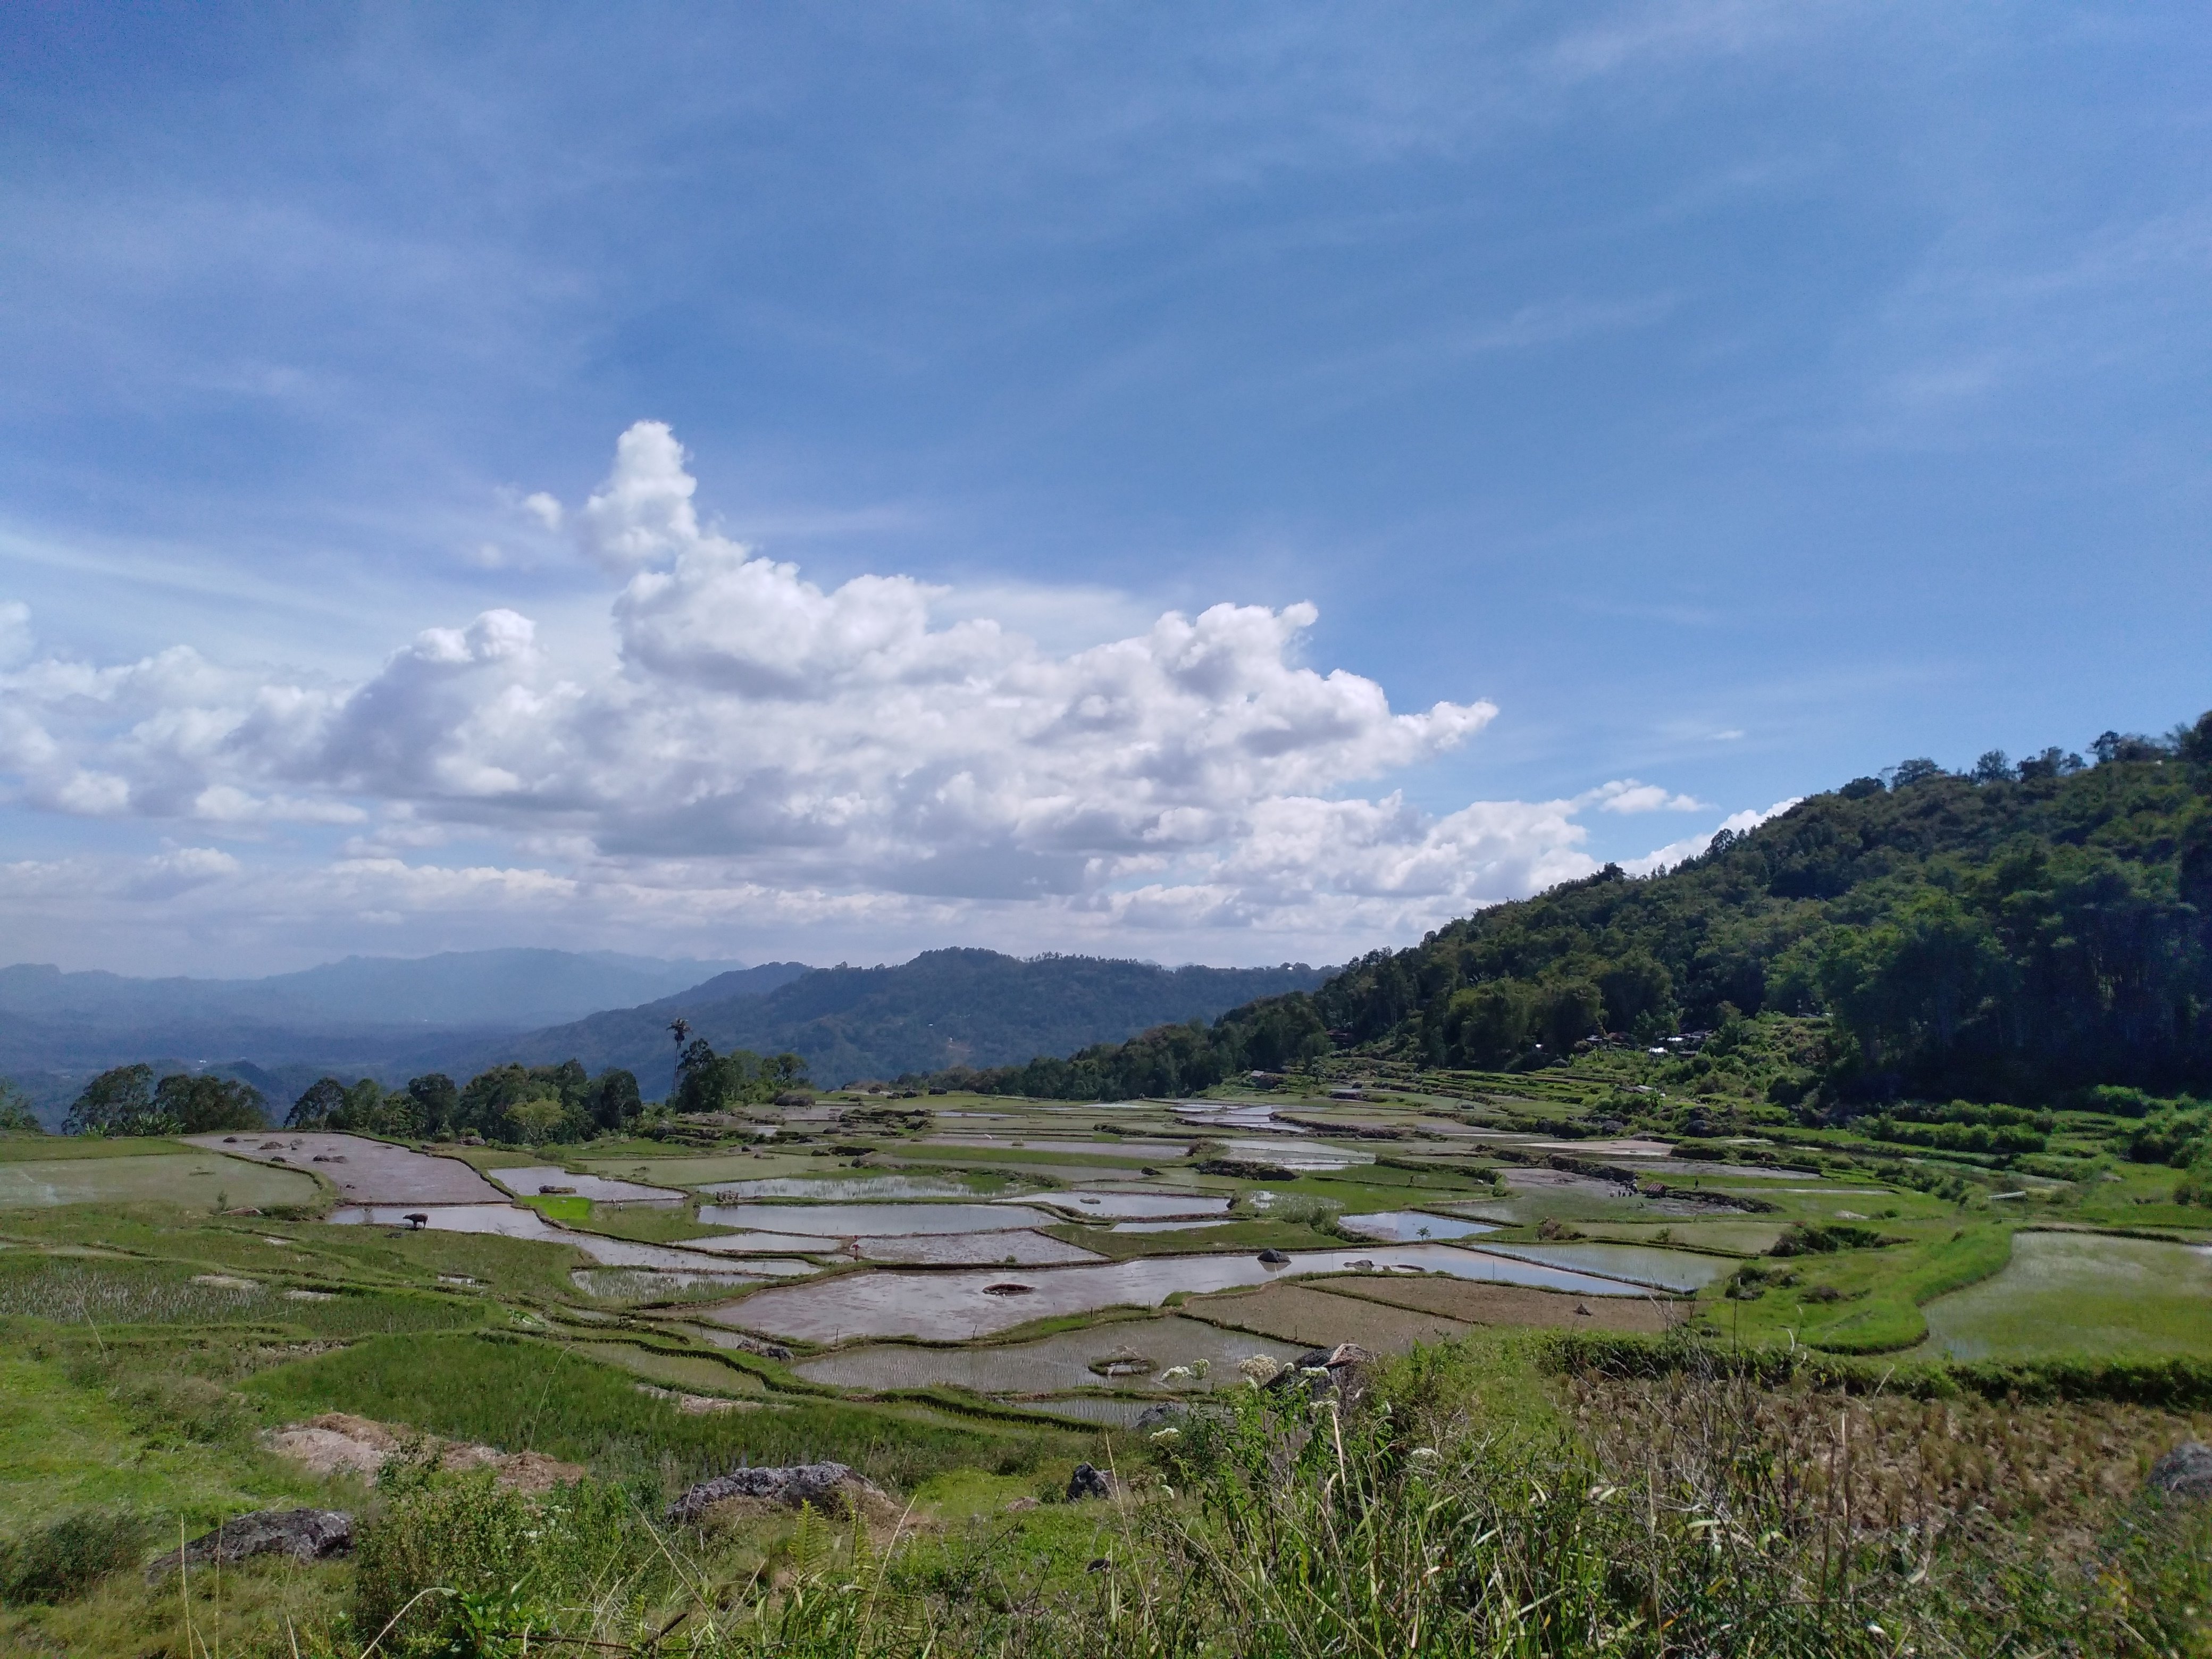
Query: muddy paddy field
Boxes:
[{"xmin": 3, "ymin": 1068, "xmax": 2209, "ymax": 1654}]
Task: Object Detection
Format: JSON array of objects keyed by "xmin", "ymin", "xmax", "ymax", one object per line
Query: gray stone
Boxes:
[
  {"xmin": 665, "ymin": 1462, "xmax": 885, "ymax": 1524},
  {"xmin": 1134, "ymin": 1403, "xmax": 1186, "ymax": 1433},
  {"xmin": 146, "ymin": 1509, "xmax": 353, "ymax": 1581},
  {"xmin": 2148, "ymin": 1441, "xmax": 2212, "ymax": 1502},
  {"xmin": 1067, "ymin": 1462, "xmax": 1116, "ymax": 1501},
  {"xmin": 1256, "ymin": 1249, "xmax": 1291, "ymax": 1264}
]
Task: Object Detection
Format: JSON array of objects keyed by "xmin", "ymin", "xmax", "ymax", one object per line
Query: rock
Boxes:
[
  {"xmin": 146, "ymin": 1509, "xmax": 352, "ymax": 1581},
  {"xmin": 666, "ymin": 1463, "xmax": 888, "ymax": 1525},
  {"xmin": 1256, "ymin": 1249, "xmax": 1292, "ymax": 1264},
  {"xmin": 982, "ymin": 1282, "xmax": 1034, "ymax": 1296},
  {"xmin": 1134, "ymin": 1403, "xmax": 1187, "ymax": 1433},
  {"xmin": 2149, "ymin": 1441, "xmax": 2212, "ymax": 1501},
  {"xmin": 1067, "ymin": 1462, "xmax": 1116, "ymax": 1501},
  {"xmin": 262, "ymin": 1413, "xmax": 586, "ymax": 1492}
]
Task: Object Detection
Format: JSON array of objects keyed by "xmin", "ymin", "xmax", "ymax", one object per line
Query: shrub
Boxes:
[
  {"xmin": 351, "ymin": 1473, "xmax": 660, "ymax": 1654},
  {"xmin": 0, "ymin": 1509, "xmax": 149, "ymax": 1605}
]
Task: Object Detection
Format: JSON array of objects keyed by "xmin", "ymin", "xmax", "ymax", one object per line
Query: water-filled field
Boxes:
[
  {"xmin": 1017, "ymin": 1192, "xmax": 1233, "ymax": 1220},
  {"xmin": 1340, "ymin": 1211, "xmax": 1495, "ymax": 1242},
  {"xmin": 850, "ymin": 1231, "xmax": 1103, "ymax": 1264},
  {"xmin": 792, "ymin": 1315, "xmax": 1306, "ymax": 1394},
  {"xmin": 700, "ymin": 1173, "xmax": 994, "ymax": 1201},
  {"xmin": 1475, "ymin": 1242, "xmax": 1733, "ymax": 1292},
  {"xmin": 696, "ymin": 1201, "xmax": 1055, "ymax": 1235},
  {"xmin": 1916, "ymin": 1231, "xmax": 2212, "ymax": 1359},
  {"xmin": 714, "ymin": 1243, "xmax": 1650, "ymax": 1342},
  {"xmin": 328, "ymin": 1202, "xmax": 818, "ymax": 1275},
  {"xmin": 183, "ymin": 1132, "xmax": 505, "ymax": 1204},
  {"xmin": 0, "ymin": 1149, "xmax": 321, "ymax": 1210},
  {"xmin": 489, "ymin": 1165, "xmax": 683, "ymax": 1204}
]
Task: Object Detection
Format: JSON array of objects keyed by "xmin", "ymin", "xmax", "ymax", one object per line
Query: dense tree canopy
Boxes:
[
  {"xmin": 284, "ymin": 1059, "xmax": 645, "ymax": 1143},
  {"xmin": 924, "ymin": 713, "xmax": 2212, "ymax": 1107},
  {"xmin": 65, "ymin": 1064, "xmax": 266, "ymax": 1135}
]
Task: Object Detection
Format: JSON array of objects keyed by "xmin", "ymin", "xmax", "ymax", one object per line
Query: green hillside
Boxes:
[{"xmin": 930, "ymin": 715, "xmax": 2212, "ymax": 1111}]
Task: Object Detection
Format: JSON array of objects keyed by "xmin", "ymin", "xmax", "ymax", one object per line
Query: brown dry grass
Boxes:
[
  {"xmin": 1566, "ymin": 1368, "xmax": 2212, "ymax": 1546},
  {"xmin": 1180, "ymin": 1282, "xmax": 1470, "ymax": 1350},
  {"xmin": 1319, "ymin": 1272, "xmax": 1676, "ymax": 1333}
]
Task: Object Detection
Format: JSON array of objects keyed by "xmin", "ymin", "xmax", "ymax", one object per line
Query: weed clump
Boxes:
[{"xmin": 0, "ymin": 1510, "xmax": 149, "ymax": 1606}]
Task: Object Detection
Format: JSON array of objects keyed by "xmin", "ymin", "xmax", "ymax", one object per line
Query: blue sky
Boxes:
[{"xmin": 0, "ymin": 3, "xmax": 2206, "ymax": 974}]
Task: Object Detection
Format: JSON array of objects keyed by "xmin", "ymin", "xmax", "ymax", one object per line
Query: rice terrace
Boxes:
[
  {"xmin": 5, "ymin": 9, "xmax": 2212, "ymax": 1654},
  {"xmin": 5, "ymin": 732, "xmax": 2212, "ymax": 1657}
]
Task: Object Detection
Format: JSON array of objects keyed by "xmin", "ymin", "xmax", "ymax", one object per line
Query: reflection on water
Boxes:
[
  {"xmin": 1017, "ymin": 1192, "xmax": 1232, "ymax": 1220},
  {"xmin": 793, "ymin": 1314, "xmax": 1304, "ymax": 1395},
  {"xmin": 1111, "ymin": 1219, "xmax": 1231, "ymax": 1234},
  {"xmin": 1222, "ymin": 1137, "xmax": 1373, "ymax": 1171},
  {"xmin": 702, "ymin": 1174, "xmax": 991, "ymax": 1201},
  {"xmin": 1477, "ymin": 1242, "xmax": 1730, "ymax": 1291},
  {"xmin": 329, "ymin": 1203, "xmax": 816, "ymax": 1275},
  {"xmin": 716, "ymin": 1242, "xmax": 1648, "ymax": 1342},
  {"xmin": 1340, "ymin": 1211, "xmax": 1496, "ymax": 1243},
  {"xmin": 919, "ymin": 1137, "xmax": 1191, "ymax": 1159},
  {"xmin": 1176, "ymin": 1103, "xmax": 1304, "ymax": 1134},
  {"xmin": 678, "ymin": 1231, "xmax": 839, "ymax": 1256},
  {"xmin": 854, "ymin": 1231, "xmax": 1103, "ymax": 1265},
  {"xmin": 696, "ymin": 1202, "xmax": 1054, "ymax": 1235},
  {"xmin": 489, "ymin": 1166, "xmax": 683, "ymax": 1205}
]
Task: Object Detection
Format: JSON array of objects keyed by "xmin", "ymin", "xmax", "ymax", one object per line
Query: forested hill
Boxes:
[
  {"xmin": 934, "ymin": 716, "xmax": 2212, "ymax": 1104},
  {"xmin": 426, "ymin": 949, "xmax": 1331, "ymax": 1094}
]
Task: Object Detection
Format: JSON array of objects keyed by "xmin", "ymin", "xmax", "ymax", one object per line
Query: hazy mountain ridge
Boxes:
[
  {"xmin": 0, "ymin": 949, "xmax": 753, "ymax": 1030},
  {"xmin": 408, "ymin": 950, "xmax": 1331, "ymax": 1094}
]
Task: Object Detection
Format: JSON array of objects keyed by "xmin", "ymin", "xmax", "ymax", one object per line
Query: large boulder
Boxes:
[
  {"xmin": 146, "ymin": 1510, "xmax": 352, "ymax": 1581},
  {"xmin": 666, "ymin": 1463, "xmax": 888, "ymax": 1525},
  {"xmin": 1067, "ymin": 1462, "xmax": 1116, "ymax": 1501},
  {"xmin": 2148, "ymin": 1441, "xmax": 2212, "ymax": 1502}
]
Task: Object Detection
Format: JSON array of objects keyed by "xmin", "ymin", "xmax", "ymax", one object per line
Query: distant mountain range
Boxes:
[
  {"xmin": 0, "ymin": 949, "xmax": 773, "ymax": 1125},
  {"xmin": 0, "ymin": 946, "xmax": 1329, "ymax": 1122},
  {"xmin": 412, "ymin": 949, "xmax": 1332, "ymax": 1095}
]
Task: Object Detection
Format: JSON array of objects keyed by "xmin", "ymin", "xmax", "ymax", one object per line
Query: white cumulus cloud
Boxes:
[{"xmin": 0, "ymin": 423, "xmax": 1754, "ymax": 965}]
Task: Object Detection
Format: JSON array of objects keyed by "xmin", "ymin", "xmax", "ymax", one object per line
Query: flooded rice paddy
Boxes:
[
  {"xmin": 1220, "ymin": 1138, "xmax": 1373, "ymax": 1171},
  {"xmin": 489, "ymin": 1166, "xmax": 683, "ymax": 1204},
  {"xmin": 1916, "ymin": 1232, "xmax": 2212, "ymax": 1360},
  {"xmin": 695, "ymin": 1201, "xmax": 1054, "ymax": 1235},
  {"xmin": 1476, "ymin": 1241, "xmax": 1731, "ymax": 1291},
  {"xmin": 918, "ymin": 1137, "xmax": 1191, "ymax": 1159},
  {"xmin": 1339, "ymin": 1211, "xmax": 1496, "ymax": 1243},
  {"xmin": 1016, "ymin": 1192, "xmax": 1233, "ymax": 1220},
  {"xmin": 700, "ymin": 1174, "xmax": 998, "ymax": 1201},
  {"xmin": 1111, "ymin": 1219, "xmax": 1231, "ymax": 1234},
  {"xmin": 713, "ymin": 1243, "xmax": 1650, "ymax": 1342},
  {"xmin": 326, "ymin": 1202, "xmax": 818, "ymax": 1276},
  {"xmin": 851, "ymin": 1231, "xmax": 1104, "ymax": 1265},
  {"xmin": 185, "ymin": 1132, "xmax": 502, "ymax": 1204},
  {"xmin": 792, "ymin": 1314, "xmax": 1306, "ymax": 1394}
]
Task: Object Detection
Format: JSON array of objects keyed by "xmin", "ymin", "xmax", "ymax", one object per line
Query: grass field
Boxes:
[
  {"xmin": 2, "ymin": 1066, "xmax": 2209, "ymax": 1657},
  {"xmin": 1916, "ymin": 1229, "xmax": 2212, "ymax": 1360},
  {"xmin": 0, "ymin": 1150, "xmax": 321, "ymax": 1210}
]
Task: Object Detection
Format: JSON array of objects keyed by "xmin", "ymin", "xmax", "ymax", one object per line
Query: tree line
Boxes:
[
  {"xmin": 51, "ymin": 1033, "xmax": 809, "ymax": 1145},
  {"xmin": 912, "ymin": 712, "xmax": 2212, "ymax": 1109}
]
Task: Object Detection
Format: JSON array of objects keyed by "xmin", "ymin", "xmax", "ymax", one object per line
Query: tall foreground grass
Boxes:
[{"xmin": 328, "ymin": 1339, "xmax": 2212, "ymax": 1658}]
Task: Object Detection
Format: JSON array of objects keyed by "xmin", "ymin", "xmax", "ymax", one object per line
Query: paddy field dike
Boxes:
[{"xmin": 2, "ymin": 1058, "xmax": 2209, "ymax": 1656}]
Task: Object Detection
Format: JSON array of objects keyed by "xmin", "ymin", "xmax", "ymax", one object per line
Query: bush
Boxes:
[
  {"xmin": 351, "ymin": 1473, "xmax": 660, "ymax": 1654},
  {"xmin": 0, "ymin": 1509, "xmax": 149, "ymax": 1605}
]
